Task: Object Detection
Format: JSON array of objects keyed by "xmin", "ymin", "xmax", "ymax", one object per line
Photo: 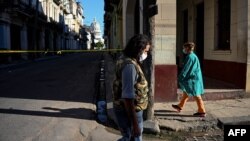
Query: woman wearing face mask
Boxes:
[
  {"xmin": 113, "ymin": 34, "xmax": 151, "ymax": 141},
  {"xmin": 172, "ymin": 42, "xmax": 206, "ymax": 117}
]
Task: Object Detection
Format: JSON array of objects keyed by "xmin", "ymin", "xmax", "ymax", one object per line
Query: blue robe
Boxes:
[{"xmin": 178, "ymin": 52, "xmax": 204, "ymax": 96}]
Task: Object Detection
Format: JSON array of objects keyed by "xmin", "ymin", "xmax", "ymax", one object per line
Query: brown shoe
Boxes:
[
  {"xmin": 193, "ymin": 112, "xmax": 206, "ymax": 117},
  {"xmin": 172, "ymin": 104, "xmax": 182, "ymax": 112}
]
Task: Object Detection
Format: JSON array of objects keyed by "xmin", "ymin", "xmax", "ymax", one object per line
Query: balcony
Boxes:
[{"xmin": 0, "ymin": 0, "xmax": 47, "ymax": 21}]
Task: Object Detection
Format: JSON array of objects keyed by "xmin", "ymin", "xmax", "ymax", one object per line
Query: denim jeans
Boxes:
[{"xmin": 114, "ymin": 107, "xmax": 143, "ymax": 141}]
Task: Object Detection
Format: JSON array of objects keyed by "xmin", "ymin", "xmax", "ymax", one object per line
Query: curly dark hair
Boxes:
[{"xmin": 123, "ymin": 34, "xmax": 151, "ymax": 61}]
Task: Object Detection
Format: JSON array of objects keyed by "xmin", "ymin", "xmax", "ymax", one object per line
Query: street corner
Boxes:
[{"xmin": 217, "ymin": 115, "xmax": 250, "ymax": 129}]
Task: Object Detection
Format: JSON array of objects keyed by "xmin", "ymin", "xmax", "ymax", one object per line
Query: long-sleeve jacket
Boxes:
[{"xmin": 178, "ymin": 52, "xmax": 204, "ymax": 96}]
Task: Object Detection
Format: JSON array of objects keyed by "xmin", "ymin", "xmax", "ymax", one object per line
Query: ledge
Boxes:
[{"xmin": 212, "ymin": 50, "xmax": 232, "ymax": 55}]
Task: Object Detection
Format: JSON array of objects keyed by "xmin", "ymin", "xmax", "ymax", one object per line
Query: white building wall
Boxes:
[
  {"xmin": 177, "ymin": 0, "xmax": 248, "ymax": 63},
  {"xmin": 204, "ymin": 0, "xmax": 215, "ymax": 59},
  {"xmin": 235, "ymin": 0, "xmax": 248, "ymax": 63},
  {"xmin": 204, "ymin": 0, "xmax": 248, "ymax": 63},
  {"xmin": 246, "ymin": 0, "xmax": 250, "ymax": 92},
  {"xmin": 154, "ymin": 0, "xmax": 176, "ymax": 65},
  {"xmin": 86, "ymin": 32, "xmax": 91, "ymax": 50},
  {"xmin": 177, "ymin": 0, "xmax": 248, "ymax": 89}
]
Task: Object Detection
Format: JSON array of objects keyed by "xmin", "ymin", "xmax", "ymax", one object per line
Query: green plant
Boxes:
[{"xmin": 95, "ymin": 41, "xmax": 104, "ymax": 49}]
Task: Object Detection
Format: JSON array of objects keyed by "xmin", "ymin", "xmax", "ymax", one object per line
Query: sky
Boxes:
[{"xmin": 80, "ymin": 0, "xmax": 104, "ymax": 33}]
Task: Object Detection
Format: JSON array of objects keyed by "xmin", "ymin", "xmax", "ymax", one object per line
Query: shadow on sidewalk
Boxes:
[
  {"xmin": 0, "ymin": 107, "xmax": 96, "ymax": 120},
  {"xmin": 154, "ymin": 113, "xmax": 196, "ymax": 118}
]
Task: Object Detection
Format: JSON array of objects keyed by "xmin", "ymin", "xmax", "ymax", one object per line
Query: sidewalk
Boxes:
[
  {"xmin": 154, "ymin": 98, "xmax": 250, "ymax": 132},
  {"xmin": 103, "ymin": 52, "xmax": 250, "ymax": 136}
]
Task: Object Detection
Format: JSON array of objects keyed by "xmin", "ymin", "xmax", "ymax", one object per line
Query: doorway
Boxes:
[{"xmin": 195, "ymin": 2, "xmax": 204, "ymax": 70}]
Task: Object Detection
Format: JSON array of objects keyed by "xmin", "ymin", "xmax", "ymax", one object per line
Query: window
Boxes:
[{"xmin": 216, "ymin": 0, "xmax": 231, "ymax": 50}]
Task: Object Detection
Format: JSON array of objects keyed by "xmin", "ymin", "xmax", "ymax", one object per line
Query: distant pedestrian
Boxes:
[
  {"xmin": 113, "ymin": 34, "xmax": 151, "ymax": 141},
  {"xmin": 172, "ymin": 42, "xmax": 206, "ymax": 117}
]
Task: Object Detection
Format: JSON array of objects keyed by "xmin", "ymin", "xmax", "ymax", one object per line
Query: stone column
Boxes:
[
  {"xmin": 49, "ymin": 31, "xmax": 53, "ymax": 51},
  {"xmin": 39, "ymin": 29, "xmax": 45, "ymax": 57},
  {"xmin": 0, "ymin": 22, "xmax": 10, "ymax": 50},
  {"xmin": 246, "ymin": 0, "xmax": 250, "ymax": 93},
  {"xmin": 20, "ymin": 24, "xmax": 28, "ymax": 60},
  {"xmin": 154, "ymin": 0, "xmax": 177, "ymax": 102},
  {"xmin": 61, "ymin": 35, "xmax": 64, "ymax": 50},
  {"xmin": 55, "ymin": 34, "xmax": 60, "ymax": 51},
  {"xmin": 40, "ymin": 29, "xmax": 45, "ymax": 50},
  {"xmin": 0, "ymin": 22, "xmax": 11, "ymax": 62}
]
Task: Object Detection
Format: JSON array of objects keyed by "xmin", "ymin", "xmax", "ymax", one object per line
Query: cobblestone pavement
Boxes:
[
  {"xmin": 183, "ymin": 133, "xmax": 223, "ymax": 141},
  {"xmin": 104, "ymin": 122, "xmax": 224, "ymax": 141},
  {"xmin": 154, "ymin": 128, "xmax": 224, "ymax": 141},
  {"xmin": 184, "ymin": 135, "xmax": 223, "ymax": 141}
]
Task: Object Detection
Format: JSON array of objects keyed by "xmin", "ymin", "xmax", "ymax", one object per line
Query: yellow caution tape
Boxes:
[{"xmin": 0, "ymin": 49, "xmax": 123, "ymax": 54}]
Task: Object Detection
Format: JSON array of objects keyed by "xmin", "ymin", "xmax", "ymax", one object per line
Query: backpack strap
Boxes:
[{"xmin": 121, "ymin": 58, "xmax": 143, "ymax": 77}]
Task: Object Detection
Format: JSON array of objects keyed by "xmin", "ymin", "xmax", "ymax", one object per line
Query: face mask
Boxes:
[
  {"xmin": 182, "ymin": 49, "xmax": 187, "ymax": 54},
  {"xmin": 139, "ymin": 53, "xmax": 147, "ymax": 62}
]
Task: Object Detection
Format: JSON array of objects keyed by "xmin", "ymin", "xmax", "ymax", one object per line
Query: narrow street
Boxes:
[
  {"xmin": 1, "ymin": 0, "xmax": 250, "ymax": 141},
  {"xmin": 0, "ymin": 53, "xmax": 102, "ymax": 141},
  {"xmin": 0, "ymin": 53, "xmax": 173, "ymax": 141}
]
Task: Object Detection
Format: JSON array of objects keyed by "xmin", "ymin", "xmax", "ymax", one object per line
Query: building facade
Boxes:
[
  {"xmin": 176, "ymin": 0, "xmax": 250, "ymax": 95},
  {"xmin": 82, "ymin": 25, "xmax": 91, "ymax": 50},
  {"xmin": 90, "ymin": 18, "xmax": 104, "ymax": 46},
  {"xmin": 104, "ymin": 0, "xmax": 250, "ymax": 104},
  {"xmin": 0, "ymin": 0, "xmax": 84, "ymax": 63}
]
